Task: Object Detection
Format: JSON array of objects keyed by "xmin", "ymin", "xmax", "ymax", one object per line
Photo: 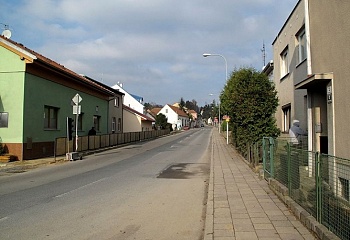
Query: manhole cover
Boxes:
[{"xmin": 157, "ymin": 163, "xmax": 209, "ymax": 179}]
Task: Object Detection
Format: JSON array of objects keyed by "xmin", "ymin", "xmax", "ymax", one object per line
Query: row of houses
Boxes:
[{"xmin": 0, "ymin": 35, "xmax": 199, "ymax": 161}]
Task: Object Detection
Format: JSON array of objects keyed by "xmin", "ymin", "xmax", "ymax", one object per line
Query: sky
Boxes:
[{"xmin": 1, "ymin": 0, "xmax": 297, "ymax": 107}]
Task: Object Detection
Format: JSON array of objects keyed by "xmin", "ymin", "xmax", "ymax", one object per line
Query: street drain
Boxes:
[{"xmin": 157, "ymin": 163, "xmax": 209, "ymax": 179}]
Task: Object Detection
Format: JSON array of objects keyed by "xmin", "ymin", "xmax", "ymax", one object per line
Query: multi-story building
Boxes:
[{"xmin": 272, "ymin": 0, "xmax": 350, "ymax": 158}]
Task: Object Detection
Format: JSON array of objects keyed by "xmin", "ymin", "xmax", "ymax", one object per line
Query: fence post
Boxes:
[
  {"xmin": 269, "ymin": 137, "xmax": 275, "ymax": 178},
  {"xmin": 262, "ymin": 138, "xmax": 266, "ymax": 173},
  {"xmin": 315, "ymin": 151, "xmax": 322, "ymax": 223},
  {"xmin": 287, "ymin": 142, "xmax": 292, "ymax": 196}
]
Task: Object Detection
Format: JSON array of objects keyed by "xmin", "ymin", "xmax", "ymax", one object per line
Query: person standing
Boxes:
[
  {"xmin": 88, "ymin": 127, "xmax": 96, "ymax": 136},
  {"xmin": 289, "ymin": 120, "xmax": 307, "ymax": 145}
]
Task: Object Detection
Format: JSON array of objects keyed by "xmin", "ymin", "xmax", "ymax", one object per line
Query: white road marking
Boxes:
[{"xmin": 55, "ymin": 178, "xmax": 106, "ymax": 198}]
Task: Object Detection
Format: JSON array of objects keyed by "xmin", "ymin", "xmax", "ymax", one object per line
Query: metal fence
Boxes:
[
  {"xmin": 263, "ymin": 137, "xmax": 350, "ymax": 240},
  {"xmin": 55, "ymin": 129, "xmax": 171, "ymax": 157}
]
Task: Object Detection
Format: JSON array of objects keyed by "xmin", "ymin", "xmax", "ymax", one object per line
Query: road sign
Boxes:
[
  {"xmin": 73, "ymin": 105, "xmax": 81, "ymax": 115},
  {"xmin": 72, "ymin": 94, "xmax": 82, "ymax": 105}
]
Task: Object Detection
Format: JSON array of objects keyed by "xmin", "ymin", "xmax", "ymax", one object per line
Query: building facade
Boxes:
[
  {"xmin": 273, "ymin": 0, "xmax": 350, "ymax": 158},
  {"xmin": 0, "ymin": 36, "xmax": 117, "ymax": 160},
  {"xmin": 158, "ymin": 104, "xmax": 189, "ymax": 129}
]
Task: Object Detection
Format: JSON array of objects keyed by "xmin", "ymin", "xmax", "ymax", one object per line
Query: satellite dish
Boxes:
[{"xmin": 1, "ymin": 29, "xmax": 11, "ymax": 39}]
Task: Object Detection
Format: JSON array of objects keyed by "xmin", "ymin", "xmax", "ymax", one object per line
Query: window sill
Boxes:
[
  {"xmin": 280, "ymin": 72, "xmax": 290, "ymax": 82},
  {"xmin": 296, "ymin": 58, "xmax": 307, "ymax": 68}
]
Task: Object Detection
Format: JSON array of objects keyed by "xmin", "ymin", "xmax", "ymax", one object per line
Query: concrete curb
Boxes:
[
  {"xmin": 204, "ymin": 133, "xmax": 214, "ymax": 240},
  {"xmin": 269, "ymin": 178, "xmax": 340, "ymax": 240}
]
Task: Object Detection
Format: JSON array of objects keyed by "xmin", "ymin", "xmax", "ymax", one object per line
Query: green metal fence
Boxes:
[{"xmin": 263, "ymin": 137, "xmax": 350, "ymax": 240}]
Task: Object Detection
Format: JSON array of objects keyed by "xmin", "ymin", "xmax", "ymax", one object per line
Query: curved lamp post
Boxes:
[{"xmin": 203, "ymin": 53, "xmax": 228, "ymax": 134}]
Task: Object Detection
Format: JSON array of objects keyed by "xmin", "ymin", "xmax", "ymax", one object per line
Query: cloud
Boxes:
[{"xmin": 1, "ymin": 0, "xmax": 297, "ymax": 105}]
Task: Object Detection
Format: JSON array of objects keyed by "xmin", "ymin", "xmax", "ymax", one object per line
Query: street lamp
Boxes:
[
  {"xmin": 203, "ymin": 53, "xmax": 228, "ymax": 134},
  {"xmin": 203, "ymin": 53, "xmax": 228, "ymax": 81}
]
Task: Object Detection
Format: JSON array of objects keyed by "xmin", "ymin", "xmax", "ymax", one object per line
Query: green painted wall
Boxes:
[
  {"xmin": 23, "ymin": 74, "xmax": 109, "ymax": 143},
  {"xmin": 0, "ymin": 47, "xmax": 26, "ymax": 143}
]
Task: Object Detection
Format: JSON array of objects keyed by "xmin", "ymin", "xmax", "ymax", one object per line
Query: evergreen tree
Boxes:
[
  {"xmin": 179, "ymin": 97, "xmax": 185, "ymax": 111},
  {"xmin": 155, "ymin": 113, "xmax": 168, "ymax": 129},
  {"xmin": 221, "ymin": 67, "xmax": 280, "ymax": 154}
]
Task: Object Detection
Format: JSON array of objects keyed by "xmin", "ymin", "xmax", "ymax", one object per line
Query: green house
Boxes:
[{"xmin": 0, "ymin": 36, "xmax": 121, "ymax": 160}]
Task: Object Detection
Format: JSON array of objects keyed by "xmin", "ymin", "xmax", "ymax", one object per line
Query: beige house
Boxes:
[
  {"xmin": 272, "ymin": 0, "xmax": 350, "ymax": 158},
  {"xmin": 123, "ymin": 105, "xmax": 154, "ymax": 132}
]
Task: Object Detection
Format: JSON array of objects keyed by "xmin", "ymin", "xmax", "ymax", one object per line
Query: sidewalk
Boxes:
[
  {"xmin": 204, "ymin": 129, "xmax": 317, "ymax": 240},
  {"xmin": 0, "ymin": 156, "xmax": 64, "ymax": 174}
]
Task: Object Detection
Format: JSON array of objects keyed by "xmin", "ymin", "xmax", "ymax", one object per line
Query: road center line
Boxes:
[{"xmin": 55, "ymin": 178, "xmax": 106, "ymax": 198}]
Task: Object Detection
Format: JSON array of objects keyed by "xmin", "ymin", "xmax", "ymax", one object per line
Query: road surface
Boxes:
[{"xmin": 0, "ymin": 128, "xmax": 211, "ymax": 240}]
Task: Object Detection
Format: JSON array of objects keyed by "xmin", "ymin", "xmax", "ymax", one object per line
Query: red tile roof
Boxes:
[
  {"xmin": 167, "ymin": 104, "xmax": 188, "ymax": 117},
  {"xmin": 0, "ymin": 35, "xmax": 115, "ymax": 96},
  {"xmin": 123, "ymin": 105, "xmax": 155, "ymax": 122}
]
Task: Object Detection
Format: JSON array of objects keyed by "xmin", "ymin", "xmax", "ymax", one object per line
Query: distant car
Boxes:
[
  {"xmin": 183, "ymin": 126, "xmax": 190, "ymax": 130},
  {"xmin": 201, "ymin": 124, "xmax": 204, "ymax": 127}
]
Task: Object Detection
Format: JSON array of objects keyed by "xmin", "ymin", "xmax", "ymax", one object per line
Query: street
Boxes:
[{"xmin": 0, "ymin": 128, "xmax": 211, "ymax": 240}]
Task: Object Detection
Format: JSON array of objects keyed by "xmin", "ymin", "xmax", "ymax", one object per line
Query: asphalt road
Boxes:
[{"xmin": 0, "ymin": 128, "xmax": 211, "ymax": 240}]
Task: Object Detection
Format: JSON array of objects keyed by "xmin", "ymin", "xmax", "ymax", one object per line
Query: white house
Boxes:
[
  {"xmin": 158, "ymin": 104, "xmax": 189, "ymax": 129},
  {"xmin": 112, "ymin": 82, "xmax": 144, "ymax": 114}
]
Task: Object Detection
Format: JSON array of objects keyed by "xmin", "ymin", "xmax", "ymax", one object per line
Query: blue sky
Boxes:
[{"xmin": 1, "ymin": 0, "xmax": 297, "ymax": 106}]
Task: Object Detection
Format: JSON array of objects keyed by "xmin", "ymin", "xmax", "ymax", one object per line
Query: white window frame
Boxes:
[
  {"xmin": 112, "ymin": 117, "xmax": 116, "ymax": 132},
  {"xmin": 282, "ymin": 104, "xmax": 291, "ymax": 133},
  {"xmin": 297, "ymin": 28, "xmax": 307, "ymax": 64},
  {"xmin": 280, "ymin": 47, "xmax": 289, "ymax": 78},
  {"xmin": 114, "ymin": 97, "xmax": 120, "ymax": 107}
]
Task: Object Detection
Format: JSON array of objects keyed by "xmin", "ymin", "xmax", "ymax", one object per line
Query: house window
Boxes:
[
  {"xmin": 339, "ymin": 177, "xmax": 349, "ymax": 201},
  {"xmin": 282, "ymin": 104, "xmax": 291, "ymax": 133},
  {"xmin": 112, "ymin": 117, "xmax": 116, "ymax": 132},
  {"xmin": 117, "ymin": 118, "xmax": 122, "ymax": 132},
  {"xmin": 0, "ymin": 112, "xmax": 9, "ymax": 128},
  {"xmin": 297, "ymin": 28, "xmax": 306, "ymax": 63},
  {"xmin": 93, "ymin": 115, "xmax": 101, "ymax": 131},
  {"xmin": 44, "ymin": 106, "xmax": 58, "ymax": 129},
  {"xmin": 166, "ymin": 109, "xmax": 168, "ymax": 113},
  {"xmin": 114, "ymin": 97, "xmax": 120, "ymax": 107},
  {"xmin": 280, "ymin": 47, "xmax": 289, "ymax": 78}
]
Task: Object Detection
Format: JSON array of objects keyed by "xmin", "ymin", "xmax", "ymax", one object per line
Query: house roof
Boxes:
[
  {"xmin": 0, "ymin": 35, "xmax": 115, "ymax": 97},
  {"xmin": 167, "ymin": 104, "xmax": 188, "ymax": 118},
  {"xmin": 130, "ymin": 93, "xmax": 143, "ymax": 103},
  {"xmin": 123, "ymin": 104, "xmax": 155, "ymax": 122},
  {"xmin": 84, "ymin": 75, "xmax": 124, "ymax": 96},
  {"xmin": 149, "ymin": 107, "xmax": 161, "ymax": 117}
]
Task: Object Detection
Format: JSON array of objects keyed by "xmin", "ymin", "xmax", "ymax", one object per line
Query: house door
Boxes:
[{"xmin": 310, "ymin": 86, "xmax": 328, "ymax": 153}]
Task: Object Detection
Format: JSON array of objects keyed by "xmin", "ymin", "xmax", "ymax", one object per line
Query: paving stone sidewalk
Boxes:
[{"xmin": 204, "ymin": 129, "xmax": 317, "ymax": 240}]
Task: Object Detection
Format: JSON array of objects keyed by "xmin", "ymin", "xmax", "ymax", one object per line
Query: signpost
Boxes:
[
  {"xmin": 66, "ymin": 94, "xmax": 82, "ymax": 160},
  {"xmin": 72, "ymin": 94, "xmax": 82, "ymax": 152}
]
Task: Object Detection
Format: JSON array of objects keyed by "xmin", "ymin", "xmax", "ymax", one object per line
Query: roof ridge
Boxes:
[{"xmin": 0, "ymin": 35, "xmax": 115, "ymax": 96}]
